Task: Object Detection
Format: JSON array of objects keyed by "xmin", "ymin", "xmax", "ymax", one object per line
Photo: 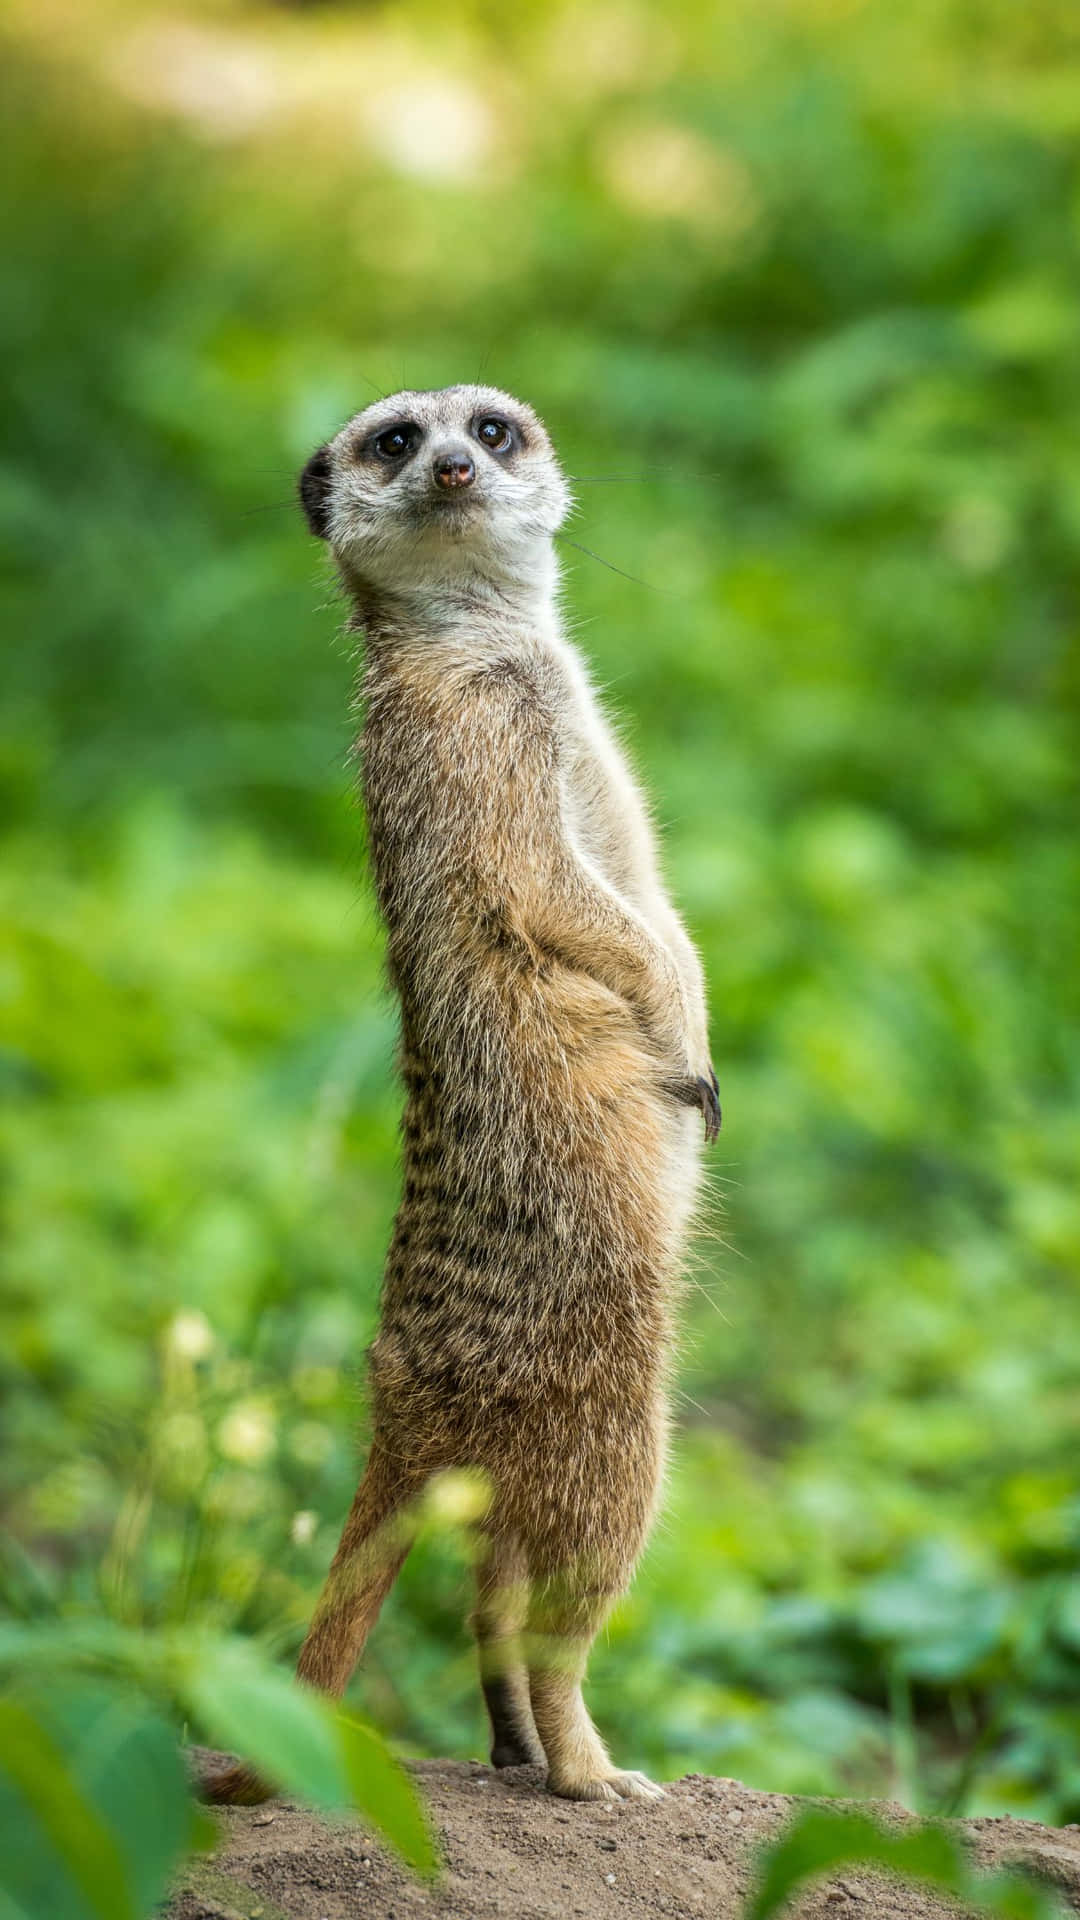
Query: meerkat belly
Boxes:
[{"xmin": 372, "ymin": 1043, "xmax": 677, "ymax": 1444}]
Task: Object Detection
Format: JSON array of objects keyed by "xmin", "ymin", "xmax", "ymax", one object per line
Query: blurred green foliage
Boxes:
[
  {"xmin": 0, "ymin": 1684, "xmax": 208, "ymax": 1920},
  {"xmin": 748, "ymin": 1806, "xmax": 1068, "ymax": 1919},
  {"xmin": 2, "ymin": 0, "xmax": 1079, "ymax": 1839},
  {"xmin": 0, "ymin": 1621, "xmax": 435, "ymax": 1913}
]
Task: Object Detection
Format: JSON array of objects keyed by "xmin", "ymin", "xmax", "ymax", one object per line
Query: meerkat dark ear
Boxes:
[{"xmin": 298, "ymin": 444, "xmax": 333, "ymax": 539}]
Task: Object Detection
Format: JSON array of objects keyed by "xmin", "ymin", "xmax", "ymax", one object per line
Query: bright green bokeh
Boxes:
[{"xmin": 2, "ymin": 0, "xmax": 1078, "ymax": 1827}]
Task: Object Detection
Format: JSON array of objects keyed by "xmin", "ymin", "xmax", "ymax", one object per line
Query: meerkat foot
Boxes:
[
  {"xmin": 491, "ymin": 1729, "xmax": 547, "ymax": 1768},
  {"xmin": 549, "ymin": 1767, "xmax": 664, "ymax": 1803},
  {"xmin": 606, "ymin": 1768, "xmax": 665, "ymax": 1802}
]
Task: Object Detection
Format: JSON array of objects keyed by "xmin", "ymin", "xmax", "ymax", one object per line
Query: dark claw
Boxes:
[
  {"xmin": 696, "ymin": 1075, "xmax": 721, "ymax": 1144},
  {"xmin": 663, "ymin": 1072, "xmax": 722, "ymax": 1142}
]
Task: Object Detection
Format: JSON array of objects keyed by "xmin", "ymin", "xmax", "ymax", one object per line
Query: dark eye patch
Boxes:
[
  {"xmin": 367, "ymin": 422, "xmax": 423, "ymax": 463},
  {"xmin": 298, "ymin": 443, "xmax": 332, "ymax": 539},
  {"xmin": 471, "ymin": 414, "xmax": 522, "ymax": 455}
]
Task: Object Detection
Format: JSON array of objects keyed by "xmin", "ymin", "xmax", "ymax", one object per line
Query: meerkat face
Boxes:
[{"xmin": 298, "ymin": 385, "xmax": 571, "ymax": 596}]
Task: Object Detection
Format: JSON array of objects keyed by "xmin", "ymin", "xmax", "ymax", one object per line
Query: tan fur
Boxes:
[{"xmin": 206, "ymin": 385, "xmax": 716, "ymax": 1807}]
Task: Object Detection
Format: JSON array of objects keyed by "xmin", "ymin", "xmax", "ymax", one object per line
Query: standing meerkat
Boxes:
[{"xmin": 209, "ymin": 385, "xmax": 719, "ymax": 1807}]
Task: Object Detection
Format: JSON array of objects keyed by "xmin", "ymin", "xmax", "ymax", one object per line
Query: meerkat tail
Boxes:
[
  {"xmin": 295, "ymin": 1448, "xmax": 423, "ymax": 1696},
  {"xmin": 200, "ymin": 1758, "xmax": 272, "ymax": 1806}
]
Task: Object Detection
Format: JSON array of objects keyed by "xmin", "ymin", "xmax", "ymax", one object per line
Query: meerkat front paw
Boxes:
[
  {"xmin": 662, "ymin": 1067, "xmax": 721, "ymax": 1142},
  {"xmin": 549, "ymin": 1768, "xmax": 665, "ymax": 1803},
  {"xmin": 697, "ymin": 1067, "xmax": 721, "ymax": 1144}
]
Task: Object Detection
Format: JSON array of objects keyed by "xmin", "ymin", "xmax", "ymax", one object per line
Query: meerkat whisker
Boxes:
[{"xmin": 557, "ymin": 535, "xmax": 662, "ymax": 593}]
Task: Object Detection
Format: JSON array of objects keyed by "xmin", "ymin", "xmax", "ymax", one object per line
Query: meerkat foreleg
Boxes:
[
  {"xmin": 647, "ymin": 896, "xmax": 721, "ymax": 1139},
  {"xmin": 523, "ymin": 872, "xmax": 719, "ymax": 1140},
  {"xmin": 525, "ymin": 860, "xmax": 692, "ymax": 1073},
  {"xmin": 525, "ymin": 1578, "xmax": 663, "ymax": 1803},
  {"xmin": 472, "ymin": 1531, "xmax": 546, "ymax": 1768}
]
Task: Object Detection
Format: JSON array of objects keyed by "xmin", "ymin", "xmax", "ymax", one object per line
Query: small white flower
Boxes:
[
  {"xmin": 290, "ymin": 1509, "xmax": 318, "ymax": 1546},
  {"xmin": 166, "ymin": 1310, "xmax": 214, "ymax": 1361},
  {"xmin": 599, "ymin": 122, "xmax": 759, "ymax": 238},
  {"xmin": 217, "ymin": 1401, "xmax": 275, "ymax": 1465},
  {"xmin": 363, "ymin": 76, "xmax": 495, "ymax": 184},
  {"xmin": 425, "ymin": 1468, "xmax": 491, "ymax": 1527}
]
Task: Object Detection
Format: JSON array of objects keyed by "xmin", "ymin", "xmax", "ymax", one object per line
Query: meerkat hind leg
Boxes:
[
  {"xmin": 473, "ymin": 1532, "xmax": 546, "ymax": 1768},
  {"xmin": 526, "ymin": 1584, "xmax": 664, "ymax": 1802}
]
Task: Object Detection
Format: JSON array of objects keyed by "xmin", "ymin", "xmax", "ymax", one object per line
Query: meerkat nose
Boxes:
[{"xmin": 433, "ymin": 452, "xmax": 476, "ymax": 491}]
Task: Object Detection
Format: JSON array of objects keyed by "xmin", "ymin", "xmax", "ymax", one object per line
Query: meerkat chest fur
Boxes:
[{"xmin": 551, "ymin": 641, "xmax": 664, "ymax": 911}]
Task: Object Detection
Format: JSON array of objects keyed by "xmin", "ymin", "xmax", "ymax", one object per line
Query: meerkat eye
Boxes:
[
  {"xmin": 475, "ymin": 416, "xmax": 513, "ymax": 454},
  {"xmin": 372, "ymin": 423, "xmax": 420, "ymax": 461}
]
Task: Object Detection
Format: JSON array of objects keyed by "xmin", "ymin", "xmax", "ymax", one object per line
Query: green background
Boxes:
[{"xmin": 2, "ymin": 0, "xmax": 1079, "ymax": 1822}]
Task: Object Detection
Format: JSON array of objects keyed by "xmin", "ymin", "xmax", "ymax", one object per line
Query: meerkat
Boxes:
[{"xmin": 208, "ymin": 385, "xmax": 718, "ymax": 1807}]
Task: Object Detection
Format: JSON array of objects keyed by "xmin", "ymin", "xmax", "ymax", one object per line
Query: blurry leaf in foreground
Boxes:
[
  {"xmin": 337, "ymin": 1713, "xmax": 437, "ymax": 1882},
  {"xmin": 747, "ymin": 1807, "xmax": 1066, "ymax": 1920},
  {"xmin": 177, "ymin": 1641, "xmax": 437, "ymax": 1877},
  {"xmin": 0, "ymin": 1688, "xmax": 205, "ymax": 1920}
]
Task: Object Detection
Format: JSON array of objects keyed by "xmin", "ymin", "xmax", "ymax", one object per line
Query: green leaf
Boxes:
[
  {"xmin": 747, "ymin": 1808, "xmax": 1066, "ymax": 1920},
  {"xmin": 0, "ymin": 1697, "xmax": 137, "ymax": 1920},
  {"xmin": 747, "ymin": 1809, "xmax": 958, "ymax": 1920},
  {"xmin": 0, "ymin": 1683, "xmax": 211, "ymax": 1920},
  {"xmin": 338, "ymin": 1713, "xmax": 438, "ymax": 1879},
  {"xmin": 180, "ymin": 1642, "xmax": 347, "ymax": 1806},
  {"xmin": 45, "ymin": 1688, "xmax": 209, "ymax": 1914},
  {"xmin": 0, "ymin": 1887, "xmax": 37, "ymax": 1920},
  {"xmin": 178, "ymin": 1641, "xmax": 436, "ymax": 1876}
]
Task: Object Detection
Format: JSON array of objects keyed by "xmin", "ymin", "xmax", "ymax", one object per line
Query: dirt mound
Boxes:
[{"xmin": 171, "ymin": 1757, "xmax": 1080, "ymax": 1920}]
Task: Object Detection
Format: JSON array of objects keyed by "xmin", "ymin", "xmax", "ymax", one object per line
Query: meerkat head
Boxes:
[{"xmin": 298, "ymin": 385, "xmax": 571, "ymax": 605}]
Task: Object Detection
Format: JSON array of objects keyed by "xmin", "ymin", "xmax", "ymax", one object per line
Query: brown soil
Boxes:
[{"xmin": 170, "ymin": 1757, "xmax": 1080, "ymax": 1920}]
